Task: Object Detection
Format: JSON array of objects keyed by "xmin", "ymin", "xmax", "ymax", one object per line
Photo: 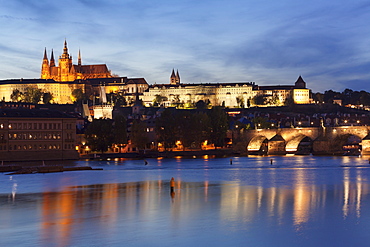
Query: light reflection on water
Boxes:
[{"xmin": 1, "ymin": 156, "xmax": 370, "ymax": 246}]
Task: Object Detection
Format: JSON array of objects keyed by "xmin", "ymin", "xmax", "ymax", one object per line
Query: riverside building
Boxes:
[{"xmin": 0, "ymin": 109, "xmax": 79, "ymax": 161}]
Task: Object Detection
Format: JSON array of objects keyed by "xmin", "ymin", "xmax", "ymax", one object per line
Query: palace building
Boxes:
[
  {"xmin": 41, "ymin": 40, "xmax": 112, "ymax": 81},
  {"xmin": 142, "ymin": 71, "xmax": 311, "ymax": 108}
]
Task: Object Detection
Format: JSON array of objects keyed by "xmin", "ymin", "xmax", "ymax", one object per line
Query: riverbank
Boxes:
[
  {"xmin": 81, "ymin": 148, "xmax": 237, "ymax": 160},
  {"xmin": 0, "ymin": 165, "xmax": 102, "ymax": 175}
]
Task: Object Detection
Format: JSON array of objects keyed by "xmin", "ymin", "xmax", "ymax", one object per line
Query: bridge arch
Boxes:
[
  {"xmin": 247, "ymin": 135, "xmax": 268, "ymax": 154},
  {"xmin": 333, "ymin": 133, "xmax": 362, "ymax": 155},
  {"xmin": 285, "ymin": 135, "xmax": 313, "ymax": 154}
]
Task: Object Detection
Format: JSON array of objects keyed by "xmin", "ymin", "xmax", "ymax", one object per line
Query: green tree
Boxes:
[
  {"xmin": 85, "ymin": 119, "xmax": 114, "ymax": 153},
  {"xmin": 24, "ymin": 87, "xmax": 42, "ymax": 104},
  {"xmin": 130, "ymin": 119, "xmax": 148, "ymax": 150}
]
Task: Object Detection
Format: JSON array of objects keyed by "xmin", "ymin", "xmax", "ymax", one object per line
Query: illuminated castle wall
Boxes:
[{"xmin": 41, "ymin": 40, "xmax": 112, "ymax": 82}]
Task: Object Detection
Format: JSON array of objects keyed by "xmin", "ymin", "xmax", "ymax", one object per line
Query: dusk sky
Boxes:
[{"xmin": 1, "ymin": 0, "xmax": 369, "ymax": 93}]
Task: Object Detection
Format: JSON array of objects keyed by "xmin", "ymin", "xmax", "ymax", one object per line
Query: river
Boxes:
[{"xmin": 1, "ymin": 155, "xmax": 370, "ymax": 247}]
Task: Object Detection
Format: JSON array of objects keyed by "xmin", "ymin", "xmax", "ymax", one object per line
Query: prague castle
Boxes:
[
  {"xmin": 142, "ymin": 72, "xmax": 311, "ymax": 108},
  {"xmin": 41, "ymin": 40, "xmax": 112, "ymax": 81},
  {"xmin": 0, "ymin": 40, "xmax": 310, "ymax": 107},
  {"xmin": 0, "ymin": 40, "xmax": 148, "ymax": 104}
]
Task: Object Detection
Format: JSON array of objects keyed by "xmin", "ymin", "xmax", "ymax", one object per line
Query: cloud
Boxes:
[{"xmin": 0, "ymin": 0, "xmax": 369, "ymax": 93}]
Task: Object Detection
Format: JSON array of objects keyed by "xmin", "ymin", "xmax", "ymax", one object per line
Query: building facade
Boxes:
[
  {"xmin": 0, "ymin": 109, "xmax": 79, "ymax": 161},
  {"xmin": 142, "ymin": 72, "xmax": 311, "ymax": 108}
]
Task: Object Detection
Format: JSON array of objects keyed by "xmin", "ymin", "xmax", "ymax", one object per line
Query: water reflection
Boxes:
[{"xmin": 1, "ymin": 167, "xmax": 370, "ymax": 246}]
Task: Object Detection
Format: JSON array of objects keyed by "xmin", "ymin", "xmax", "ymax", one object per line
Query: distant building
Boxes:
[
  {"xmin": 142, "ymin": 71, "xmax": 311, "ymax": 107},
  {"xmin": 0, "ymin": 109, "xmax": 79, "ymax": 161}
]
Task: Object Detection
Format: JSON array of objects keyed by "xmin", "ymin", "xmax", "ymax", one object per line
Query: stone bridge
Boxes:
[{"xmin": 233, "ymin": 126, "xmax": 370, "ymax": 155}]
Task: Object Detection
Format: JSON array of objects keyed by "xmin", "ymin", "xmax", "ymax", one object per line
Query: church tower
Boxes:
[
  {"xmin": 176, "ymin": 70, "xmax": 180, "ymax": 84},
  {"xmin": 294, "ymin": 75, "xmax": 306, "ymax": 89},
  {"xmin": 170, "ymin": 69, "xmax": 180, "ymax": 85},
  {"xmin": 58, "ymin": 40, "xmax": 73, "ymax": 81},
  {"xmin": 41, "ymin": 48, "xmax": 50, "ymax": 79}
]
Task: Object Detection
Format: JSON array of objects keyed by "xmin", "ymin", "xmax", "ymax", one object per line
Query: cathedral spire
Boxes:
[
  {"xmin": 43, "ymin": 47, "xmax": 48, "ymax": 61},
  {"xmin": 63, "ymin": 39, "xmax": 68, "ymax": 55},
  {"xmin": 176, "ymin": 70, "xmax": 180, "ymax": 84},
  {"xmin": 50, "ymin": 49, "xmax": 55, "ymax": 67},
  {"xmin": 170, "ymin": 69, "xmax": 176, "ymax": 84},
  {"xmin": 41, "ymin": 48, "xmax": 50, "ymax": 79},
  {"xmin": 78, "ymin": 49, "xmax": 81, "ymax": 66},
  {"xmin": 61, "ymin": 39, "xmax": 70, "ymax": 59}
]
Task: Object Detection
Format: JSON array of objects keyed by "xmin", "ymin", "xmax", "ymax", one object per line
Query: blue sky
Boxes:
[{"xmin": 0, "ymin": 0, "xmax": 369, "ymax": 93}]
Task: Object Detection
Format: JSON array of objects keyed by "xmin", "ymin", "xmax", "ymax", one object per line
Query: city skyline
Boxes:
[{"xmin": 1, "ymin": 0, "xmax": 369, "ymax": 93}]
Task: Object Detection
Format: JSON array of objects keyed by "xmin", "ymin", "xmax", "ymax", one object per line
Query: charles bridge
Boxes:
[{"xmin": 233, "ymin": 125, "xmax": 370, "ymax": 155}]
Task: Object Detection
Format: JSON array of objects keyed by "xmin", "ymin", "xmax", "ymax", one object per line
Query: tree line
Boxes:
[
  {"xmin": 84, "ymin": 107, "xmax": 229, "ymax": 153},
  {"xmin": 312, "ymin": 89, "xmax": 370, "ymax": 106}
]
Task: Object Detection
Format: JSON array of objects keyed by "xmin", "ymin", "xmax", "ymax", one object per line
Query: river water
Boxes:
[{"xmin": 1, "ymin": 155, "xmax": 370, "ymax": 247}]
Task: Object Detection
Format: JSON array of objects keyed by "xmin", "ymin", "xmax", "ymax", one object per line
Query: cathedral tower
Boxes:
[
  {"xmin": 58, "ymin": 40, "xmax": 73, "ymax": 81},
  {"xmin": 41, "ymin": 48, "xmax": 50, "ymax": 79}
]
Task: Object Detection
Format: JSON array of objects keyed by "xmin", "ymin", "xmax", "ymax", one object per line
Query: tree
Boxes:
[
  {"xmin": 155, "ymin": 109, "xmax": 179, "ymax": 150},
  {"xmin": 252, "ymin": 117, "xmax": 270, "ymax": 129},
  {"xmin": 130, "ymin": 119, "xmax": 148, "ymax": 150},
  {"xmin": 113, "ymin": 115, "xmax": 127, "ymax": 145},
  {"xmin": 85, "ymin": 119, "xmax": 114, "ymax": 153},
  {"xmin": 284, "ymin": 94, "xmax": 295, "ymax": 107},
  {"xmin": 153, "ymin": 94, "xmax": 167, "ymax": 107},
  {"xmin": 246, "ymin": 98, "xmax": 251, "ymax": 108},
  {"xmin": 268, "ymin": 93, "xmax": 280, "ymax": 106},
  {"xmin": 42, "ymin": 92, "xmax": 53, "ymax": 104},
  {"xmin": 236, "ymin": 96, "xmax": 244, "ymax": 108},
  {"xmin": 208, "ymin": 107, "xmax": 228, "ymax": 148},
  {"xmin": 24, "ymin": 87, "xmax": 42, "ymax": 104},
  {"xmin": 252, "ymin": 94, "xmax": 265, "ymax": 105},
  {"xmin": 177, "ymin": 111, "xmax": 210, "ymax": 149},
  {"xmin": 195, "ymin": 100, "xmax": 207, "ymax": 109},
  {"xmin": 10, "ymin": 89, "xmax": 23, "ymax": 102},
  {"xmin": 71, "ymin": 88, "xmax": 86, "ymax": 103},
  {"xmin": 171, "ymin": 95, "xmax": 181, "ymax": 108}
]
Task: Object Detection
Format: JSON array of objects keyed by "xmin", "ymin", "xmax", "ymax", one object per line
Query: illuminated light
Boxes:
[
  {"xmin": 333, "ymin": 129, "xmax": 337, "ymax": 132},
  {"xmin": 311, "ymin": 122, "xmax": 314, "ymax": 125}
]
